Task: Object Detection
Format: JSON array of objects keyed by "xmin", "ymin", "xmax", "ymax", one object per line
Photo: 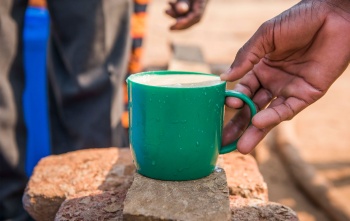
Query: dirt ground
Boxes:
[
  {"xmin": 292, "ymin": 65, "xmax": 350, "ymax": 218},
  {"xmin": 142, "ymin": 0, "xmax": 350, "ymax": 220},
  {"xmin": 255, "ymin": 140, "xmax": 330, "ymax": 221},
  {"xmin": 143, "ymin": 0, "xmax": 299, "ymax": 66}
]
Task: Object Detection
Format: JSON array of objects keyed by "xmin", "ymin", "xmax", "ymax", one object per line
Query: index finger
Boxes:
[
  {"xmin": 220, "ymin": 20, "xmax": 275, "ymax": 82},
  {"xmin": 226, "ymin": 70, "xmax": 261, "ymax": 109},
  {"xmin": 170, "ymin": 12, "xmax": 200, "ymax": 30}
]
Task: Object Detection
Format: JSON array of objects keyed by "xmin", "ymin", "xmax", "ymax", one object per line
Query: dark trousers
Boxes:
[{"xmin": 0, "ymin": 0, "xmax": 131, "ymax": 220}]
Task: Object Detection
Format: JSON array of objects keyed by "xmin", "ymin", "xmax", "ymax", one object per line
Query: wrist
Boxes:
[
  {"xmin": 303, "ymin": 0, "xmax": 350, "ymax": 19},
  {"xmin": 323, "ymin": 0, "xmax": 350, "ymax": 13}
]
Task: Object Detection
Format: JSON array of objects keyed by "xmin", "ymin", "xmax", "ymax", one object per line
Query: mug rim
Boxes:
[{"xmin": 126, "ymin": 70, "xmax": 225, "ymax": 88}]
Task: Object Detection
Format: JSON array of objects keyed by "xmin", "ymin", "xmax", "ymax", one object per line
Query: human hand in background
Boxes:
[
  {"xmin": 165, "ymin": 0, "xmax": 208, "ymax": 30},
  {"xmin": 221, "ymin": 0, "xmax": 350, "ymax": 154}
]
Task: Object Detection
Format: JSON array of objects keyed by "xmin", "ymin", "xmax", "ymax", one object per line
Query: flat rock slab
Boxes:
[
  {"xmin": 55, "ymin": 189, "xmax": 127, "ymax": 221},
  {"xmin": 23, "ymin": 148, "xmax": 134, "ymax": 221},
  {"xmin": 218, "ymin": 152, "xmax": 268, "ymax": 201},
  {"xmin": 123, "ymin": 168, "xmax": 231, "ymax": 221},
  {"xmin": 230, "ymin": 196, "xmax": 299, "ymax": 221}
]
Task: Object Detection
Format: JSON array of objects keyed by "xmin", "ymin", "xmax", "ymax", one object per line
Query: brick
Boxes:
[
  {"xmin": 23, "ymin": 148, "xmax": 134, "ymax": 221},
  {"xmin": 123, "ymin": 168, "xmax": 231, "ymax": 221},
  {"xmin": 217, "ymin": 152, "xmax": 268, "ymax": 201}
]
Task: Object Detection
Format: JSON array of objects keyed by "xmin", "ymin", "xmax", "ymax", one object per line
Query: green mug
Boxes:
[{"xmin": 127, "ymin": 71, "xmax": 256, "ymax": 181}]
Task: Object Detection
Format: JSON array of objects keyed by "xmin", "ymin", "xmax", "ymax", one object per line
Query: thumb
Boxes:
[
  {"xmin": 175, "ymin": 0, "xmax": 190, "ymax": 14},
  {"xmin": 220, "ymin": 21, "xmax": 275, "ymax": 81}
]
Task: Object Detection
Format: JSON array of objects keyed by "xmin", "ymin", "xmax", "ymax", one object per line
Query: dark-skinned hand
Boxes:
[
  {"xmin": 221, "ymin": 0, "xmax": 350, "ymax": 154},
  {"xmin": 165, "ymin": 0, "xmax": 208, "ymax": 30}
]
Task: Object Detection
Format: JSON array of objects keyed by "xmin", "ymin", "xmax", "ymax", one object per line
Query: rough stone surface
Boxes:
[
  {"xmin": 230, "ymin": 196, "xmax": 299, "ymax": 221},
  {"xmin": 123, "ymin": 168, "xmax": 231, "ymax": 221},
  {"xmin": 23, "ymin": 148, "xmax": 134, "ymax": 221},
  {"xmin": 55, "ymin": 189, "xmax": 128, "ymax": 221},
  {"xmin": 23, "ymin": 145, "xmax": 297, "ymax": 221},
  {"xmin": 218, "ymin": 152, "xmax": 268, "ymax": 201}
]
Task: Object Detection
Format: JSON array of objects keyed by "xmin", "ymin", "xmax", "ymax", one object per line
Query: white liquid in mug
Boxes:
[{"xmin": 131, "ymin": 73, "xmax": 223, "ymax": 88}]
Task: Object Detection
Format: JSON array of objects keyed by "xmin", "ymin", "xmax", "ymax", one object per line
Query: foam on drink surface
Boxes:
[{"xmin": 131, "ymin": 74, "xmax": 223, "ymax": 88}]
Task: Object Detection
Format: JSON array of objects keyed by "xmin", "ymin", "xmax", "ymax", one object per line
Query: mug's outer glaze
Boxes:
[{"xmin": 127, "ymin": 71, "xmax": 256, "ymax": 181}]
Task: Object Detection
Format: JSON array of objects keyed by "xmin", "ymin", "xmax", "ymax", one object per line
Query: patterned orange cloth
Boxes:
[
  {"xmin": 29, "ymin": 0, "xmax": 46, "ymax": 7},
  {"xmin": 122, "ymin": 0, "xmax": 150, "ymax": 129}
]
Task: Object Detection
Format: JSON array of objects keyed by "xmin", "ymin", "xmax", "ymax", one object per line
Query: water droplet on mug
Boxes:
[
  {"xmin": 151, "ymin": 161, "xmax": 156, "ymax": 166},
  {"xmin": 196, "ymin": 141, "xmax": 200, "ymax": 146}
]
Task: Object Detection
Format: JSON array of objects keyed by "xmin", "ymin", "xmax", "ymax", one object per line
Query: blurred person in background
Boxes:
[{"xmin": 0, "ymin": 0, "xmax": 207, "ymax": 220}]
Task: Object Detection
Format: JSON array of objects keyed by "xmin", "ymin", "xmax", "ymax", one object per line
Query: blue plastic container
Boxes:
[{"xmin": 23, "ymin": 7, "xmax": 50, "ymax": 176}]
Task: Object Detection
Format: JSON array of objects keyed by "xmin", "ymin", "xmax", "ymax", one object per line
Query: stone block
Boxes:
[
  {"xmin": 55, "ymin": 189, "xmax": 127, "ymax": 221},
  {"xmin": 230, "ymin": 196, "xmax": 299, "ymax": 221},
  {"xmin": 23, "ymin": 148, "xmax": 134, "ymax": 221},
  {"xmin": 218, "ymin": 152, "xmax": 268, "ymax": 201},
  {"xmin": 168, "ymin": 43, "xmax": 211, "ymax": 73},
  {"xmin": 123, "ymin": 168, "xmax": 231, "ymax": 221},
  {"xmin": 24, "ymin": 146, "xmax": 297, "ymax": 221}
]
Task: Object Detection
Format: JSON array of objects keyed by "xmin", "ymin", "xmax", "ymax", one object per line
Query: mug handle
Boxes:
[{"xmin": 219, "ymin": 90, "xmax": 257, "ymax": 154}]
